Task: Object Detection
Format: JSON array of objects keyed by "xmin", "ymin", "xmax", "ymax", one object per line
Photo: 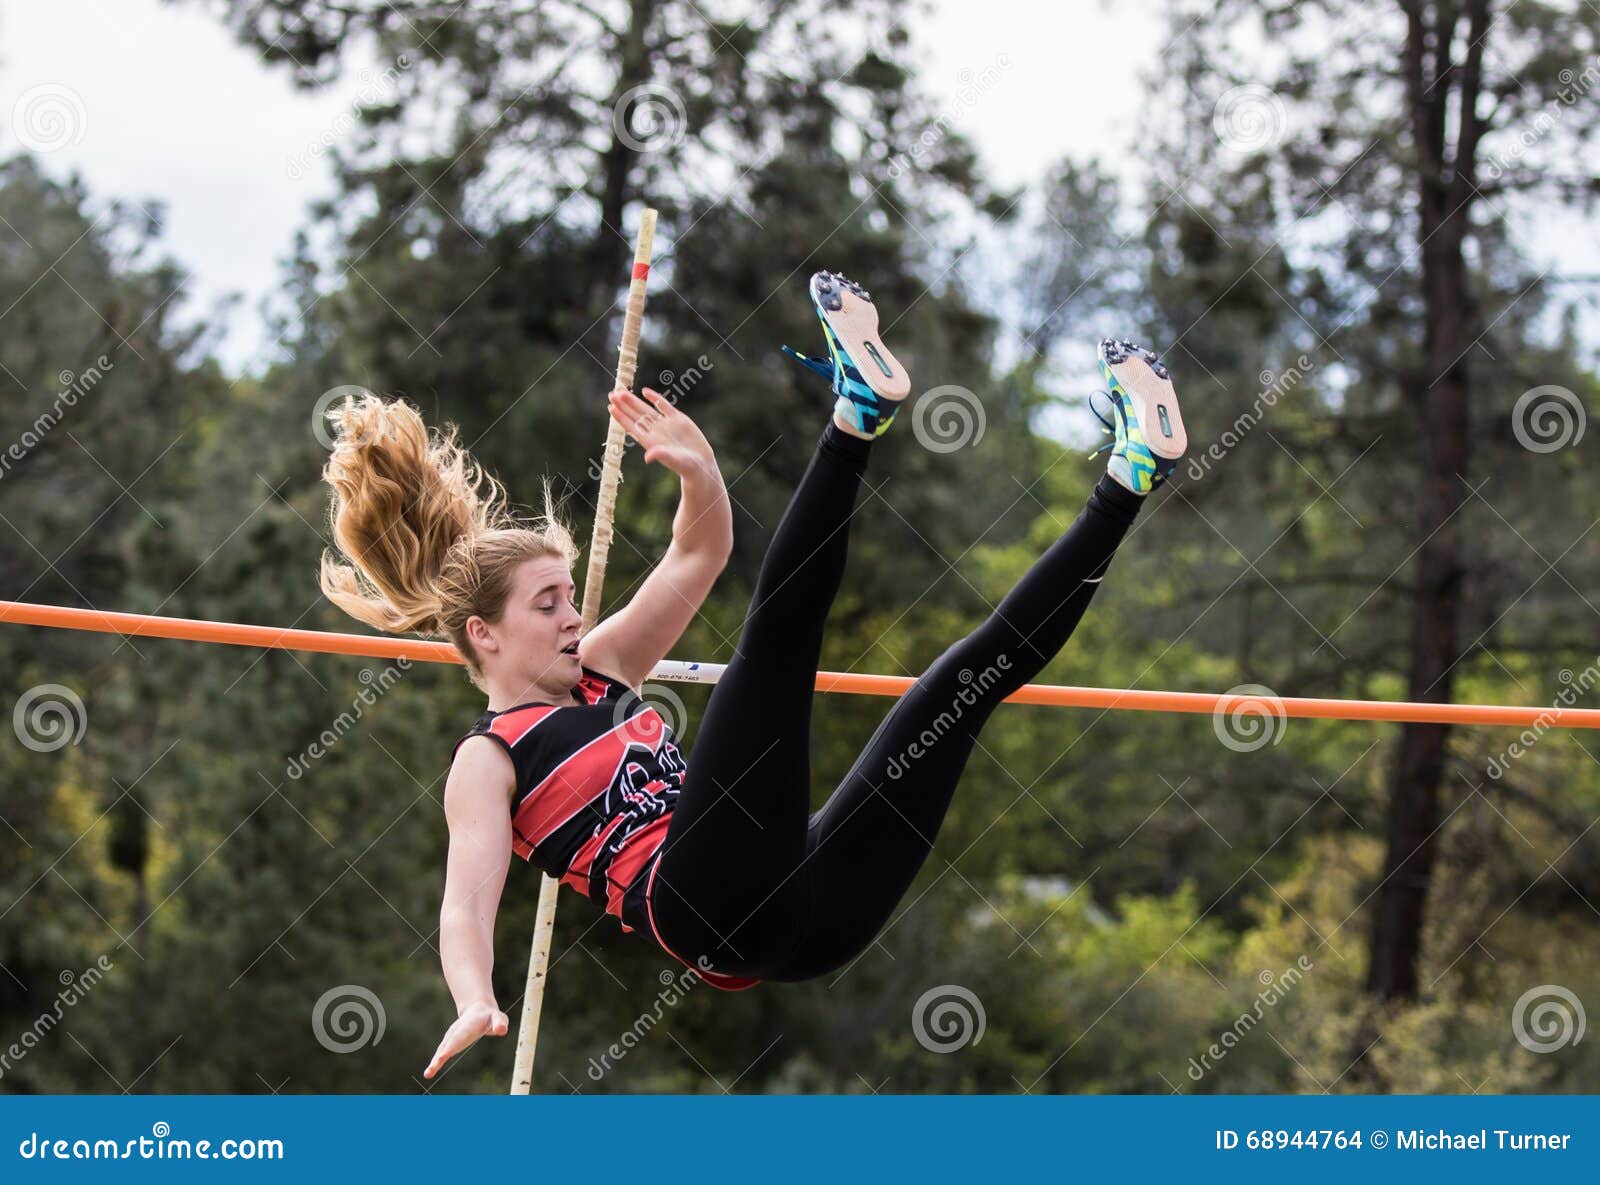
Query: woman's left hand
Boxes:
[
  {"xmin": 607, "ymin": 387, "xmax": 718, "ymax": 480},
  {"xmin": 422, "ymin": 1000, "xmax": 509, "ymax": 1080}
]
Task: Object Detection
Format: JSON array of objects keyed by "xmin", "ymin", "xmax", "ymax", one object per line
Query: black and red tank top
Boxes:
[{"xmin": 452, "ymin": 665, "xmax": 757, "ymax": 992}]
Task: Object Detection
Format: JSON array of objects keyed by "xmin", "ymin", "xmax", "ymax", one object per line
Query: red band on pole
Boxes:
[{"xmin": 631, "ymin": 262, "xmax": 650, "ymax": 280}]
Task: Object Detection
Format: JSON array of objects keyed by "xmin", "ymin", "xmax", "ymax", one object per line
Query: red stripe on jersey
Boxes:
[
  {"xmin": 600, "ymin": 815, "xmax": 671, "ymax": 920},
  {"xmin": 510, "ymin": 707, "xmax": 671, "ymax": 846},
  {"xmin": 558, "ymin": 815, "xmax": 628, "ymax": 887},
  {"xmin": 489, "ymin": 704, "xmax": 556, "ymax": 748}
]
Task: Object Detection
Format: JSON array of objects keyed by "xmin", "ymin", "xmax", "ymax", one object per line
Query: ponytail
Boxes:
[{"xmin": 319, "ymin": 392, "xmax": 577, "ymax": 686}]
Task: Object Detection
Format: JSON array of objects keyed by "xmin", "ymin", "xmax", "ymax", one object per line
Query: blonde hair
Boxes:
[{"xmin": 318, "ymin": 391, "xmax": 578, "ymax": 689}]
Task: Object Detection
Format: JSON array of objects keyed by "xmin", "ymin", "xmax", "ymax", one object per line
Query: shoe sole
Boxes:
[
  {"xmin": 810, "ymin": 271, "xmax": 912, "ymax": 402},
  {"xmin": 1098, "ymin": 339, "xmax": 1186, "ymax": 461}
]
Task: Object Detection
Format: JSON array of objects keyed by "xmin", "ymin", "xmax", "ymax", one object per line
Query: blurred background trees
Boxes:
[{"xmin": 1, "ymin": 0, "xmax": 1597, "ymax": 1093}]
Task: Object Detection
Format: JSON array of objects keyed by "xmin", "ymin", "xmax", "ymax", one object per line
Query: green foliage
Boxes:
[{"xmin": 2, "ymin": 0, "xmax": 1598, "ymax": 1095}]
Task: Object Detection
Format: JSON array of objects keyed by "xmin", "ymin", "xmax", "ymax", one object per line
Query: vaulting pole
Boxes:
[{"xmin": 505, "ymin": 207, "xmax": 658, "ymax": 1094}]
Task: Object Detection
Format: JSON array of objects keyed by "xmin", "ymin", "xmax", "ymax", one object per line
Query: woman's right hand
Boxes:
[
  {"xmin": 607, "ymin": 386, "xmax": 719, "ymax": 479},
  {"xmin": 423, "ymin": 1000, "xmax": 509, "ymax": 1080}
]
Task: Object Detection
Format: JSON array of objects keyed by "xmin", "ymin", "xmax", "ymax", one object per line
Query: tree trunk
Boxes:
[
  {"xmin": 1365, "ymin": 0, "xmax": 1487, "ymax": 1002},
  {"xmin": 578, "ymin": 0, "xmax": 651, "ymax": 369}
]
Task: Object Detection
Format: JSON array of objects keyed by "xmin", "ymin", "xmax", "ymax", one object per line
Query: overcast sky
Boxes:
[{"xmin": 0, "ymin": 0, "xmax": 1593, "ymax": 378}]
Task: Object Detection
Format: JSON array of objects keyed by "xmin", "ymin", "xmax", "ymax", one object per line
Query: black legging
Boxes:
[{"xmin": 649, "ymin": 419, "xmax": 1145, "ymax": 981}]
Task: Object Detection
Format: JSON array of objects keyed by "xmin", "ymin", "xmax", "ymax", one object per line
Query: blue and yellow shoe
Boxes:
[
  {"xmin": 1088, "ymin": 338, "xmax": 1187, "ymax": 494},
  {"xmin": 781, "ymin": 270, "xmax": 911, "ymax": 437}
]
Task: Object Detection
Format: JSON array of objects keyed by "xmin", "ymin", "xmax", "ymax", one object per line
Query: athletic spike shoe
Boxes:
[
  {"xmin": 781, "ymin": 270, "xmax": 911, "ymax": 437},
  {"xmin": 1087, "ymin": 338, "xmax": 1187, "ymax": 494}
]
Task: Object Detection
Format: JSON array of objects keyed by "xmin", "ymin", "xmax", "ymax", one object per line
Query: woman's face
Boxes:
[{"xmin": 473, "ymin": 555, "xmax": 584, "ymax": 702}]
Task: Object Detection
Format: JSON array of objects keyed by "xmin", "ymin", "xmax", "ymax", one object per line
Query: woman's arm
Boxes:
[
  {"xmin": 424, "ymin": 735, "xmax": 515, "ymax": 1078},
  {"xmin": 581, "ymin": 387, "xmax": 733, "ymax": 689}
]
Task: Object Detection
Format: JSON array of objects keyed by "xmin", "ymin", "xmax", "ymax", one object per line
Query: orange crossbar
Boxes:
[{"xmin": 3, "ymin": 598, "xmax": 1597, "ymax": 729}]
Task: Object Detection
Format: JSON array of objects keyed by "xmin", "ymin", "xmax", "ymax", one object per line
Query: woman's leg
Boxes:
[
  {"xmin": 649, "ymin": 418, "xmax": 874, "ymax": 975},
  {"xmin": 770, "ymin": 470, "xmax": 1147, "ymax": 980}
]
